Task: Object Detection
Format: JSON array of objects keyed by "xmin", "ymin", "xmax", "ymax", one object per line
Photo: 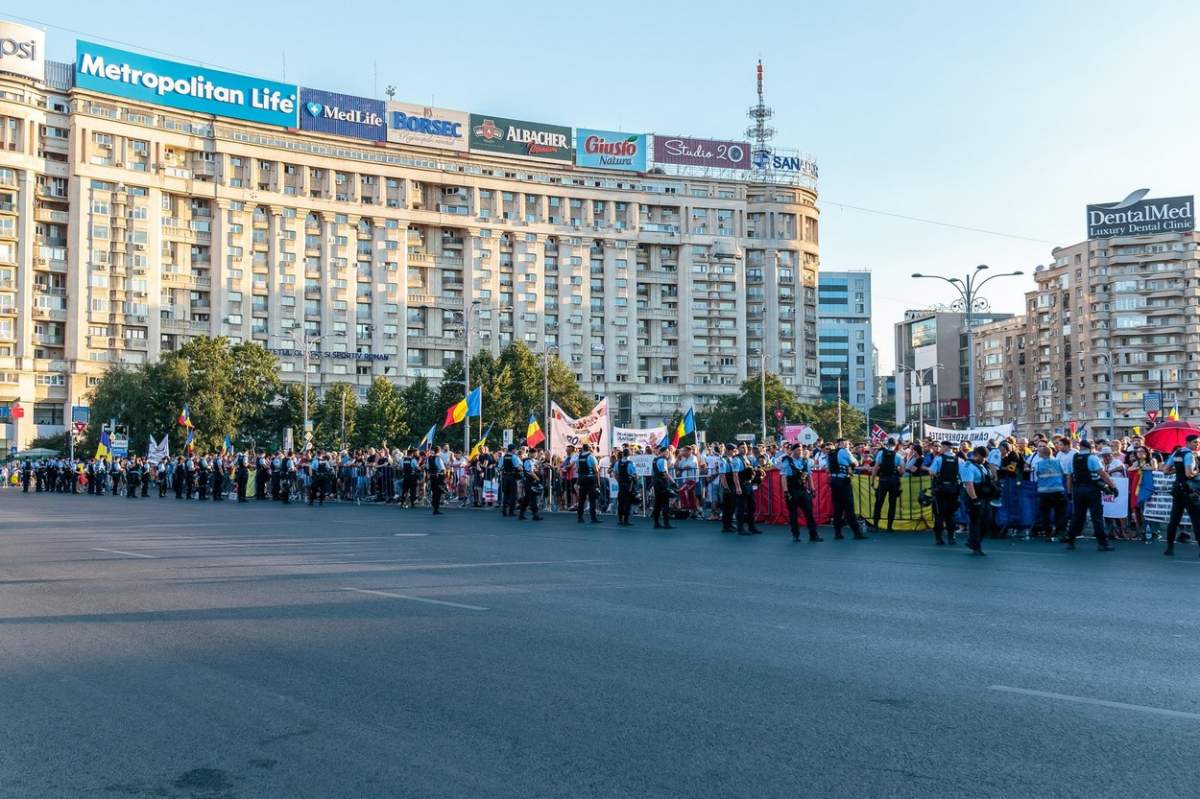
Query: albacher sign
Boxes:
[
  {"xmin": 468, "ymin": 114, "xmax": 572, "ymax": 161},
  {"xmin": 652, "ymin": 134, "xmax": 750, "ymax": 170},
  {"xmin": 1087, "ymin": 189, "xmax": 1195, "ymax": 239},
  {"xmin": 575, "ymin": 128, "xmax": 647, "ymax": 172}
]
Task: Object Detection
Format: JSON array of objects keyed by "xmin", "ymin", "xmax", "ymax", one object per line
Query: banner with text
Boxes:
[
  {"xmin": 549, "ymin": 398, "xmax": 610, "ymax": 457},
  {"xmin": 924, "ymin": 423, "xmax": 1014, "ymax": 447},
  {"xmin": 613, "ymin": 425, "xmax": 666, "ymax": 450}
]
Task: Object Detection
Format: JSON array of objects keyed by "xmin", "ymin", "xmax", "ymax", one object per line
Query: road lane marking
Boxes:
[
  {"xmin": 989, "ymin": 685, "xmax": 1200, "ymax": 720},
  {"xmin": 90, "ymin": 548, "xmax": 158, "ymax": 559},
  {"xmin": 393, "ymin": 533, "xmax": 430, "ymax": 537},
  {"xmin": 339, "ymin": 587, "xmax": 488, "ymax": 611}
]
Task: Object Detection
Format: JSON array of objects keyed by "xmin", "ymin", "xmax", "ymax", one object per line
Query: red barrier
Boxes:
[{"xmin": 755, "ymin": 470, "xmax": 834, "ymax": 525}]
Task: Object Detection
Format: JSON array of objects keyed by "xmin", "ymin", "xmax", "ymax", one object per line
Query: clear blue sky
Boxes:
[{"xmin": 12, "ymin": 0, "xmax": 1200, "ymax": 371}]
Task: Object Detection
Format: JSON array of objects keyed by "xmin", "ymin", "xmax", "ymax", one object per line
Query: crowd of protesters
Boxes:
[{"xmin": 5, "ymin": 430, "xmax": 1197, "ymax": 557}]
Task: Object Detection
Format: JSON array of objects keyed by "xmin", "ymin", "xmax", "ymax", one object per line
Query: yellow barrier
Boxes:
[{"xmin": 850, "ymin": 474, "xmax": 935, "ymax": 531}]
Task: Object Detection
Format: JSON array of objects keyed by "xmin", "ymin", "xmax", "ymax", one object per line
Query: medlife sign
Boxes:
[
  {"xmin": 75, "ymin": 40, "xmax": 298, "ymax": 127},
  {"xmin": 1087, "ymin": 189, "xmax": 1194, "ymax": 239},
  {"xmin": 0, "ymin": 20, "xmax": 44, "ymax": 81}
]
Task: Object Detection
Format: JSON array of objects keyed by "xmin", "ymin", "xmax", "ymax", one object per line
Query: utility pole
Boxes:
[
  {"xmin": 340, "ymin": 390, "xmax": 346, "ymax": 451},
  {"xmin": 837, "ymin": 376, "xmax": 843, "ymax": 439},
  {"xmin": 760, "ymin": 351, "xmax": 767, "ymax": 444}
]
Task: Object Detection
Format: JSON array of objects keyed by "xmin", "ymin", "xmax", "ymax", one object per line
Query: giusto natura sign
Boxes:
[
  {"xmin": 75, "ymin": 40, "xmax": 298, "ymax": 128},
  {"xmin": 1087, "ymin": 189, "xmax": 1195, "ymax": 239}
]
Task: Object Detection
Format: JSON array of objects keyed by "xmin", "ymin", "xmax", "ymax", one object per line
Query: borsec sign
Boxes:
[{"xmin": 386, "ymin": 101, "xmax": 468, "ymax": 152}]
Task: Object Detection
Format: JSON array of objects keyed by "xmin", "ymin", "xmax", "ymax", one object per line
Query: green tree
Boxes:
[
  {"xmin": 228, "ymin": 341, "xmax": 281, "ymax": 445},
  {"xmin": 804, "ymin": 401, "xmax": 866, "ymax": 442},
  {"xmin": 545, "ymin": 353, "xmax": 593, "ymax": 418},
  {"xmin": 869, "ymin": 401, "xmax": 896, "ymax": 428},
  {"xmin": 399, "ymin": 377, "xmax": 439, "ymax": 446},
  {"xmin": 699, "ymin": 373, "xmax": 811, "ymax": 444},
  {"xmin": 356, "ymin": 377, "xmax": 407, "ymax": 448},
  {"xmin": 314, "ymin": 382, "xmax": 358, "ymax": 450},
  {"xmin": 28, "ymin": 431, "xmax": 69, "ymax": 454},
  {"xmin": 81, "ymin": 364, "xmax": 174, "ymax": 457}
]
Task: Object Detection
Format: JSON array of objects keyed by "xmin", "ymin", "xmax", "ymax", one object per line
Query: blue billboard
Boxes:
[
  {"xmin": 575, "ymin": 128, "xmax": 647, "ymax": 172},
  {"xmin": 299, "ymin": 88, "xmax": 386, "ymax": 141},
  {"xmin": 75, "ymin": 40, "xmax": 298, "ymax": 128}
]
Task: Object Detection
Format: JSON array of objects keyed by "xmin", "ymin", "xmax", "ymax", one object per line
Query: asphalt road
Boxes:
[{"xmin": 1, "ymin": 493, "xmax": 1198, "ymax": 798}]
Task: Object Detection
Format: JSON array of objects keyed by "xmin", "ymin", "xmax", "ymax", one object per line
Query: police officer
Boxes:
[
  {"xmin": 308, "ymin": 452, "xmax": 328, "ymax": 506},
  {"xmin": 1163, "ymin": 434, "xmax": 1200, "ymax": 556},
  {"xmin": 184, "ymin": 454, "xmax": 196, "ymax": 499},
  {"xmin": 828, "ymin": 438, "xmax": 866, "ymax": 540},
  {"xmin": 21, "ymin": 459, "xmax": 31, "ymax": 493},
  {"xmin": 1065, "ymin": 439, "xmax": 1116, "ymax": 552},
  {"xmin": 270, "ymin": 451, "xmax": 283, "ymax": 500},
  {"xmin": 719, "ymin": 444, "xmax": 739, "ymax": 533},
  {"xmin": 779, "ymin": 443, "xmax": 822, "ymax": 542},
  {"xmin": 730, "ymin": 445, "xmax": 761, "ymax": 535},
  {"xmin": 211, "ymin": 455, "xmax": 225, "ymax": 501},
  {"xmin": 255, "ymin": 450, "xmax": 269, "ymax": 500},
  {"xmin": 871, "ymin": 438, "xmax": 903, "ymax": 532},
  {"xmin": 518, "ymin": 447, "xmax": 543, "ymax": 521},
  {"xmin": 615, "ymin": 448, "xmax": 637, "ymax": 526},
  {"xmin": 499, "ymin": 444, "xmax": 521, "ymax": 517},
  {"xmin": 427, "ymin": 445, "xmax": 447, "ymax": 515},
  {"xmin": 576, "ymin": 444, "xmax": 600, "ymax": 523},
  {"xmin": 400, "ymin": 449, "xmax": 419, "ymax": 508},
  {"xmin": 280, "ymin": 451, "xmax": 296, "ymax": 504},
  {"xmin": 196, "ymin": 456, "xmax": 209, "ymax": 500},
  {"xmin": 235, "ymin": 451, "xmax": 249, "ymax": 502},
  {"xmin": 650, "ymin": 445, "xmax": 676, "ymax": 530},
  {"xmin": 960, "ymin": 446, "xmax": 989, "ymax": 556},
  {"xmin": 929, "ymin": 441, "xmax": 960, "ymax": 546}
]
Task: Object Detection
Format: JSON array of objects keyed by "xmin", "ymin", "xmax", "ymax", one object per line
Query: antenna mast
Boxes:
[{"xmin": 746, "ymin": 59, "xmax": 776, "ymax": 170}]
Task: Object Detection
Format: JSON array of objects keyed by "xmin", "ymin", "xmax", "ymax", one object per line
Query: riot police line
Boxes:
[{"xmin": 5, "ymin": 433, "xmax": 1199, "ymax": 557}]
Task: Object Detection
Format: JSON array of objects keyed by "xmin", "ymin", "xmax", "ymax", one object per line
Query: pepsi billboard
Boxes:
[{"xmin": 299, "ymin": 88, "xmax": 386, "ymax": 141}]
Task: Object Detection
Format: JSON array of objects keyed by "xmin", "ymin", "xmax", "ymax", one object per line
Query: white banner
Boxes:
[
  {"xmin": 924, "ymin": 423, "xmax": 1014, "ymax": 447},
  {"xmin": 549, "ymin": 398, "xmax": 611, "ymax": 457},
  {"xmin": 147, "ymin": 434, "xmax": 170, "ymax": 463},
  {"xmin": 1102, "ymin": 475, "xmax": 1129, "ymax": 520},
  {"xmin": 629, "ymin": 454, "xmax": 655, "ymax": 477},
  {"xmin": 613, "ymin": 425, "xmax": 666, "ymax": 450}
]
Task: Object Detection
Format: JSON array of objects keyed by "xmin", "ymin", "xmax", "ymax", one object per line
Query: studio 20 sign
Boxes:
[
  {"xmin": 575, "ymin": 128, "xmax": 647, "ymax": 172},
  {"xmin": 652, "ymin": 134, "xmax": 750, "ymax": 170},
  {"xmin": 468, "ymin": 114, "xmax": 572, "ymax": 161}
]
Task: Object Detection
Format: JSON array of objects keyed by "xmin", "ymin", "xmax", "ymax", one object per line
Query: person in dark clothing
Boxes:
[
  {"xmin": 871, "ymin": 439, "xmax": 902, "ymax": 532},
  {"xmin": 929, "ymin": 441, "xmax": 961, "ymax": 546}
]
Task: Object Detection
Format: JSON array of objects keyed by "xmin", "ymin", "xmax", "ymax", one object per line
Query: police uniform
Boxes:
[
  {"xmin": 929, "ymin": 452, "xmax": 961, "ymax": 545},
  {"xmin": 1164, "ymin": 445, "xmax": 1200, "ymax": 556},
  {"xmin": 427, "ymin": 449, "xmax": 446, "ymax": 514},
  {"xmin": 499, "ymin": 449, "xmax": 521, "ymax": 517},
  {"xmin": 517, "ymin": 454, "xmax": 543, "ymax": 520},
  {"xmin": 719, "ymin": 451, "xmax": 738, "ymax": 532},
  {"xmin": 615, "ymin": 453, "xmax": 636, "ymax": 526},
  {"xmin": 576, "ymin": 449, "xmax": 600, "ymax": 523},
  {"xmin": 828, "ymin": 446, "xmax": 864, "ymax": 539},
  {"xmin": 1065, "ymin": 446, "xmax": 1112, "ymax": 550},
  {"xmin": 960, "ymin": 457, "xmax": 988, "ymax": 554},
  {"xmin": 235, "ymin": 453, "xmax": 249, "ymax": 502},
  {"xmin": 872, "ymin": 447, "xmax": 903, "ymax": 531},
  {"xmin": 650, "ymin": 452, "xmax": 674, "ymax": 529},
  {"xmin": 779, "ymin": 450, "xmax": 820, "ymax": 541}
]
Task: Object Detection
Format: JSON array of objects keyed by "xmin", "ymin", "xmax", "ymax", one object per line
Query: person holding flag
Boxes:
[
  {"xmin": 443, "ymin": 387, "xmax": 482, "ymax": 429},
  {"xmin": 526, "ymin": 415, "xmax": 545, "ymax": 449},
  {"xmin": 178, "ymin": 404, "xmax": 194, "ymax": 429},
  {"xmin": 668, "ymin": 408, "xmax": 696, "ymax": 449}
]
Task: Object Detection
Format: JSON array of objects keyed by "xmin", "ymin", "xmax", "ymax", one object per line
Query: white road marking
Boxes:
[
  {"xmin": 393, "ymin": 533, "xmax": 430, "ymax": 537},
  {"xmin": 90, "ymin": 547, "xmax": 158, "ymax": 559},
  {"xmin": 989, "ymin": 685, "xmax": 1200, "ymax": 720},
  {"xmin": 339, "ymin": 587, "xmax": 488, "ymax": 611}
]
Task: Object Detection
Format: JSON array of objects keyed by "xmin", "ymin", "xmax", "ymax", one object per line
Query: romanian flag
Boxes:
[
  {"xmin": 526, "ymin": 414, "xmax": 545, "ymax": 448},
  {"xmin": 177, "ymin": 403, "xmax": 193, "ymax": 429},
  {"xmin": 184, "ymin": 427, "xmax": 195, "ymax": 453},
  {"xmin": 96, "ymin": 430, "xmax": 112, "ymax": 459},
  {"xmin": 1133, "ymin": 426, "xmax": 1142, "ymax": 436},
  {"xmin": 443, "ymin": 387, "xmax": 482, "ymax": 428},
  {"xmin": 1168, "ymin": 402, "xmax": 1181, "ymax": 422},
  {"xmin": 222, "ymin": 434, "xmax": 233, "ymax": 455},
  {"xmin": 469, "ymin": 423, "xmax": 495, "ymax": 460},
  {"xmin": 1068, "ymin": 421, "xmax": 1078, "ymax": 441},
  {"xmin": 670, "ymin": 408, "xmax": 696, "ymax": 447}
]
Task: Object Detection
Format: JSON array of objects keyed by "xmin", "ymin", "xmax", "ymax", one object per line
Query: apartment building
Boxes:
[
  {"xmin": 971, "ymin": 315, "xmax": 1029, "ymax": 427},
  {"xmin": 0, "ymin": 25, "xmax": 821, "ymax": 449}
]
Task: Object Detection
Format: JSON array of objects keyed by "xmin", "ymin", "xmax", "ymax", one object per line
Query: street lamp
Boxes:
[
  {"xmin": 294, "ymin": 331, "xmax": 346, "ymax": 451},
  {"xmin": 911, "ymin": 265, "xmax": 1023, "ymax": 427},
  {"xmin": 897, "ymin": 363, "xmax": 943, "ymax": 439},
  {"xmin": 542, "ymin": 344, "xmax": 560, "ymax": 445},
  {"xmin": 758, "ymin": 350, "xmax": 767, "ymax": 444}
]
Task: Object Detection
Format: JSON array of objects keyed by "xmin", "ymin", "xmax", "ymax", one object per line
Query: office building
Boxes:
[{"xmin": 817, "ymin": 270, "xmax": 873, "ymax": 412}]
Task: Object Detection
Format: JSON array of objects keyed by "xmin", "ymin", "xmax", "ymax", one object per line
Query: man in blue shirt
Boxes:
[
  {"xmin": 719, "ymin": 444, "xmax": 740, "ymax": 533},
  {"xmin": 576, "ymin": 443, "xmax": 600, "ymax": 524},
  {"xmin": 1164, "ymin": 434, "xmax": 1200, "ymax": 556},
  {"xmin": 960, "ymin": 446, "xmax": 992, "ymax": 556},
  {"xmin": 1065, "ymin": 439, "xmax": 1116, "ymax": 552},
  {"xmin": 928, "ymin": 441, "xmax": 961, "ymax": 546},
  {"xmin": 828, "ymin": 438, "xmax": 866, "ymax": 540},
  {"xmin": 1033, "ymin": 443, "xmax": 1068, "ymax": 540},
  {"xmin": 870, "ymin": 438, "xmax": 904, "ymax": 532},
  {"xmin": 778, "ymin": 443, "xmax": 822, "ymax": 542}
]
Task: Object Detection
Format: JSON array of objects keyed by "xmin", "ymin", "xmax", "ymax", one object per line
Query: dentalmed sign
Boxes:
[
  {"xmin": 1087, "ymin": 189, "xmax": 1194, "ymax": 239},
  {"xmin": 75, "ymin": 40, "xmax": 298, "ymax": 127}
]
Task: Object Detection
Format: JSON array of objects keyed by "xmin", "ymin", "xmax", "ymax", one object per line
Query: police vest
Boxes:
[
  {"xmin": 577, "ymin": 455, "xmax": 595, "ymax": 478},
  {"xmin": 783, "ymin": 456, "xmax": 804, "ymax": 493},
  {"xmin": 1072, "ymin": 453, "xmax": 1094, "ymax": 487},
  {"xmin": 935, "ymin": 454, "xmax": 960, "ymax": 493},
  {"xmin": 426, "ymin": 456, "xmax": 441, "ymax": 475},
  {"xmin": 616, "ymin": 460, "xmax": 633, "ymax": 484},
  {"xmin": 877, "ymin": 450, "xmax": 898, "ymax": 479},
  {"xmin": 501, "ymin": 454, "xmax": 519, "ymax": 475},
  {"xmin": 828, "ymin": 450, "xmax": 848, "ymax": 478},
  {"xmin": 653, "ymin": 457, "xmax": 670, "ymax": 486}
]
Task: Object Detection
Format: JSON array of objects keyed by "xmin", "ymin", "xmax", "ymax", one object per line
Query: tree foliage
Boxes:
[{"xmin": 697, "ymin": 373, "xmax": 866, "ymax": 444}]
